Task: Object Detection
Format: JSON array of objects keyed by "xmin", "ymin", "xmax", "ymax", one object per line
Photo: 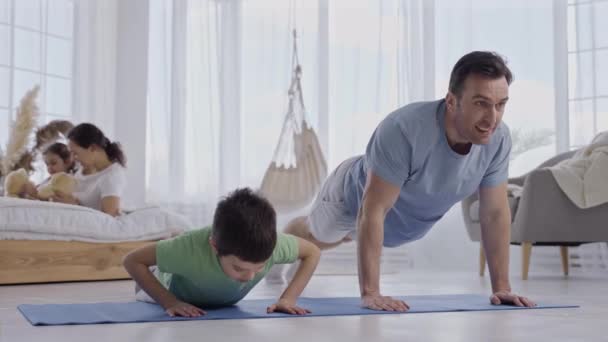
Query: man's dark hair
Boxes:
[
  {"xmin": 448, "ymin": 51, "xmax": 513, "ymax": 97},
  {"xmin": 211, "ymin": 188, "xmax": 277, "ymax": 262}
]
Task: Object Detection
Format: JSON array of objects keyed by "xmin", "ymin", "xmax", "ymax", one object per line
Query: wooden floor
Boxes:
[{"xmin": 1, "ymin": 268, "xmax": 606, "ymax": 342}]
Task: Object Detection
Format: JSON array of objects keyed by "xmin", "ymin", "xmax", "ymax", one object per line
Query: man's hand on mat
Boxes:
[
  {"xmin": 267, "ymin": 298, "xmax": 311, "ymax": 315},
  {"xmin": 490, "ymin": 291, "xmax": 536, "ymax": 307},
  {"xmin": 362, "ymin": 294, "xmax": 409, "ymax": 312},
  {"xmin": 165, "ymin": 300, "xmax": 206, "ymax": 317}
]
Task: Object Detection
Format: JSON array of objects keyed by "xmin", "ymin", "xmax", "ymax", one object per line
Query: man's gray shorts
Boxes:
[{"xmin": 308, "ymin": 157, "xmax": 358, "ymax": 243}]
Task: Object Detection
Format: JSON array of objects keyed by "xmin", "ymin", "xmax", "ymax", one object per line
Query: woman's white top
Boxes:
[{"xmin": 73, "ymin": 163, "xmax": 126, "ymax": 211}]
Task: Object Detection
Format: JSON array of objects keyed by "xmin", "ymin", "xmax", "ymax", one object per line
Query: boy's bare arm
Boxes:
[
  {"xmin": 122, "ymin": 243, "xmax": 205, "ymax": 317},
  {"xmin": 267, "ymin": 238, "xmax": 320, "ymax": 314}
]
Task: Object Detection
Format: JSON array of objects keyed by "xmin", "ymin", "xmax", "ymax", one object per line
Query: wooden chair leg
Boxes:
[
  {"xmin": 522, "ymin": 242, "xmax": 532, "ymax": 280},
  {"xmin": 560, "ymin": 246, "xmax": 569, "ymax": 276},
  {"xmin": 479, "ymin": 244, "xmax": 486, "ymax": 276}
]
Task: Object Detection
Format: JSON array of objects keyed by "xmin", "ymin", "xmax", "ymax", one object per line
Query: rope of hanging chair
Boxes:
[
  {"xmin": 268, "ymin": 28, "xmax": 309, "ymax": 165},
  {"xmin": 289, "ymin": 30, "xmax": 306, "ymax": 114}
]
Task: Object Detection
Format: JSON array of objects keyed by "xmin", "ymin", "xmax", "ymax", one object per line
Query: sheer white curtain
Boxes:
[
  {"xmin": 327, "ymin": 0, "xmax": 433, "ymax": 168},
  {"xmin": 146, "ymin": 0, "xmax": 322, "ymax": 226},
  {"xmin": 145, "ymin": 0, "xmax": 432, "ymax": 236},
  {"xmin": 147, "ymin": 0, "xmax": 305, "ymax": 225},
  {"xmin": 240, "ymin": 1, "xmax": 323, "ymax": 183},
  {"xmin": 72, "ymin": 0, "xmax": 118, "ymax": 137},
  {"xmin": 146, "ymin": 0, "xmax": 222, "ymax": 226}
]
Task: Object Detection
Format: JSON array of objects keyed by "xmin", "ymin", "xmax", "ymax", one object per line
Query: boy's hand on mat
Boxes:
[
  {"xmin": 267, "ymin": 298, "xmax": 311, "ymax": 315},
  {"xmin": 362, "ymin": 294, "xmax": 409, "ymax": 312},
  {"xmin": 490, "ymin": 291, "xmax": 536, "ymax": 307},
  {"xmin": 165, "ymin": 301, "xmax": 206, "ymax": 317}
]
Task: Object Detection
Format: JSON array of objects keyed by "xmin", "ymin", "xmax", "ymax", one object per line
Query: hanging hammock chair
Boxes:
[{"xmin": 259, "ymin": 31, "xmax": 327, "ymax": 212}]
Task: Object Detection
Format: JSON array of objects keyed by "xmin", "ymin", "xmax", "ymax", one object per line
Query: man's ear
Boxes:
[
  {"xmin": 209, "ymin": 236, "xmax": 218, "ymax": 255},
  {"xmin": 445, "ymin": 92, "xmax": 457, "ymax": 112}
]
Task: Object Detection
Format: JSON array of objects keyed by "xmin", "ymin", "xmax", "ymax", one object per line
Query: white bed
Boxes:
[{"xmin": 0, "ymin": 197, "xmax": 192, "ymax": 284}]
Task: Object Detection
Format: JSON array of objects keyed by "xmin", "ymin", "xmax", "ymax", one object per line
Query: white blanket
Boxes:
[
  {"xmin": 550, "ymin": 132, "xmax": 608, "ymax": 209},
  {"xmin": 0, "ymin": 197, "xmax": 192, "ymax": 242}
]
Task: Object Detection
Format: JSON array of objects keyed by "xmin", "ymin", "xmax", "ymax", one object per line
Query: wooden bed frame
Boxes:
[{"xmin": 0, "ymin": 240, "xmax": 154, "ymax": 285}]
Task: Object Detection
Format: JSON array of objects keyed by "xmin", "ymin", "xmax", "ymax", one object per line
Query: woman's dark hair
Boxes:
[
  {"xmin": 448, "ymin": 51, "xmax": 513, "ymax": 97},
  {"xmin": 67, "ymin": 123, "xmax": 127, "ymax": 167},
  {"xmin": 212, "ymin": 188, "xmax": 277, "ymax": 263},
  {"xmin": 43, "ymin": 142, "xmax": 77, "ymax": 174}
]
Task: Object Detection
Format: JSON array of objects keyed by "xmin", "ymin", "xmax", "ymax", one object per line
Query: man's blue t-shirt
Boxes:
[{"xmin": 343, "ymin": 99, "xmax": 511, "ymax": 247}]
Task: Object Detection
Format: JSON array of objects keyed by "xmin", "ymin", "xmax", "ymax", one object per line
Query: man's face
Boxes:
[{"xmin": 447, "ymin": 74, "xmax": 509, "ymax": 145}]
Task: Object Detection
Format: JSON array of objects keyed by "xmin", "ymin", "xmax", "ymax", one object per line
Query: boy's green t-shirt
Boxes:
[{"xmin": 155, "ymin": 227, "xmax": 298, "ymax": 307}]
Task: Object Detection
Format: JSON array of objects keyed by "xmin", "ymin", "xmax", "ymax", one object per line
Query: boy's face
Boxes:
[
  {"xmin": 217, "ymin": 255, "xmax": 267, "ymax": 283},
  {"xmin": 210, "ymin": 236, "xmax": 267, "ymax": 283}
]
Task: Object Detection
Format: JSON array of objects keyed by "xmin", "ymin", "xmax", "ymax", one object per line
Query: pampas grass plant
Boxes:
[{"xmin": 1, "ymin": 85, "xmax": 40, "ymax": 176}]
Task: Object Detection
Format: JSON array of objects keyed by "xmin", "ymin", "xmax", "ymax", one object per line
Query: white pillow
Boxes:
[{"xmin": 0, "ymin": 197, "xmax": 191, "ymax": 242}]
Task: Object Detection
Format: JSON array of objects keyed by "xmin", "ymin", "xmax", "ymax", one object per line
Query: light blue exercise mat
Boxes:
[{"xmin": 18, "ymin": 294, "xmax": 578, "ymax": 326}]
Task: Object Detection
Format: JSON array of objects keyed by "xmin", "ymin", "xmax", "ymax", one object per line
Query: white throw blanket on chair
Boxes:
[{"xmin": 550, "ymin": 132, "xmax": 608, "ymax": 208}]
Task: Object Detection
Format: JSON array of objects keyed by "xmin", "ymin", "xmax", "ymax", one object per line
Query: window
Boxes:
[
  {"xmin": 0, "ymin": 0, "xmax": 74, "ymax": 148},
  {"xmin": 567, "ymin": 0, "xmax": 608, "ymax": 149}
]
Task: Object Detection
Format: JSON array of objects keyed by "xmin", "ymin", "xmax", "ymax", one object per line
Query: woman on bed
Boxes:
[{"xmin": 51, "ymin": 123, "xmax": 127, "ymax": 217}]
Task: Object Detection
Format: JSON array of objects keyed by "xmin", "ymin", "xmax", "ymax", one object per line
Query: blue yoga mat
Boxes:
[{"xmin": 18, "ymin": 294, "xmax": 577, "ymax": 326}]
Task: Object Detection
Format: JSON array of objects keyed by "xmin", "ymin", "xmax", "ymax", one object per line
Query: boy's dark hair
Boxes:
[
  {"xmin": 448, "ymin": 51, "xmax": 513, "ymax": 97},
  {"xmin": 212, "ymin": 188, "xmax": 277, "ymax": 263},
  {"xmin": 43, "ymin": 142, "xmax": 77, "ymax": 174}
]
